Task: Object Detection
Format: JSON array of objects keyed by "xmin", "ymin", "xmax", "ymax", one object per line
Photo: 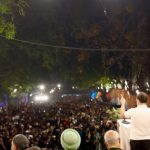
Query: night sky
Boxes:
[{"xmin": 0, "ymin": 0, "xmax": 150, "ymax": 90}]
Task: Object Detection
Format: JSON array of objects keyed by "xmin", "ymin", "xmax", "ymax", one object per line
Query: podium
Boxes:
[{"xmin": 117, "ymin": 119, "xmax": 131, "ymax": 150}]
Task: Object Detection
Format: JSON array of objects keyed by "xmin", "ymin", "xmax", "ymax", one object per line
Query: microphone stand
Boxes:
[{"xmin": 122, "ymin": 117, "xmax": 130, "ymax": 124}]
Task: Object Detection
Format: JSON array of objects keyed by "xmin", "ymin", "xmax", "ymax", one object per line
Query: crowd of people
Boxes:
[
  {"xmin": 0, "ymin": 97, "xmax": 117, "ymax": 150},
  {"xmin": 1, "ymin": 91, "xmax": 149, "ymax": 150}
]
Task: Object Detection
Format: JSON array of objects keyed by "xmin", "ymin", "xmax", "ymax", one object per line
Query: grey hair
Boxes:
[
  {"xmin": 12, "ymin": 134, "xmax": 29, "ymax": 150},
  {"xmin": 104, "ymin": 130, "xmax": 119, "ymax": 145}
]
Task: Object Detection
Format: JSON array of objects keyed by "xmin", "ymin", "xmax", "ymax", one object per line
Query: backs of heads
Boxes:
[
  {"xmin": 60, "ymin": 128, "xmax": 81, "ymax": 150},
  {"xmin": 12, "ymin": 134, "xmax": 29, "ymax": 150},
  {"xmin": 137, "ymin": 92, "xmax": 148, "ymax": 103},
  {"xmin": 104, "ymin": 130, "xmax": 119, "ymax": 146}
]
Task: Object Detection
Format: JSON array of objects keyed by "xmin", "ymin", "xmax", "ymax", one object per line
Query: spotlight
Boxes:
[
  {"xmin": 38, "ymin": 85, "xmax": 45, "ymax": 90},
  {"xmin": 57, "ymin": 84, "xmax": 61, "ymax": 88},
  {"xmin": 34, "ymin": 94, "xmax": 49, "ymax": 102},
  {"xmin": 136, "ymin": 90, "xmax": 140, "ymax": 95},
  {"xmin": 13, "ymin": 89, "xmax": 17, "ymax": 93},
  {"xmin": 117, "ymin": 83, "xmax": 122, "ymax": 89},
  {"xmin": 49, "ymin": 89, "xmax": 55, "ymax": 94}
]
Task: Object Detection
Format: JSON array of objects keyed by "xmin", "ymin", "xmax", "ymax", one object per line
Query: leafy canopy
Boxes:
[{"xmin": 0, "ymin": 0, "xmax": 28, "ymax": 38}]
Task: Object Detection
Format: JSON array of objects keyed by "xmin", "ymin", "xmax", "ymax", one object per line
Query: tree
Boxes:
[
  {"xmin": 0, "ymin": 0, "xmax": 28, "ymax": 38},
  {"xmin": 0, "ymin": 0, "xmax": 149, "ymax": 92}
]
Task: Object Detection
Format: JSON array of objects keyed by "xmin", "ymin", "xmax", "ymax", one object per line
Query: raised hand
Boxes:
[{"xmin": 120, "ymin": 94, "xmax": 126, "ymax": 105}]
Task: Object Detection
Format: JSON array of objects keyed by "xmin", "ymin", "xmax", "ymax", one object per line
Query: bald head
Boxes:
[{"xmin": 104, "ymin": 130, "xmax": 120, "ymax": 148}]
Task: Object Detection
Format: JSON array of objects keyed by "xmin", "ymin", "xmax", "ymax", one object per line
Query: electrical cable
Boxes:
[{"xmin": 0, "ymin": 34, "xmax": 150, "ymax": 52}]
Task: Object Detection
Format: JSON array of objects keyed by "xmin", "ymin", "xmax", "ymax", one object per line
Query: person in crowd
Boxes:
[
  {"xmin": 104, "ymin": 130, "xmax": 120, "ymax": 150},
  {"xmin": 11, "ymin": 134, "xmax": 29, "ymax": 150},
  {"xmin": 0, "ymin": 135, "xmax": 6, "ymax": 150},
  {"xmin": 120, "ymin": 92, "xmax": 150, "ymax": 150},
  {"xmin": 26, "ymin": 146, "xmax": 41, "ymax": 150},
  {"xmin": 60, "ymin": 128, "xmax": 81, "ymax": 150},
  {"xmin": 0, "ymin": 97, "xmax": 118, "ymax": 149}
]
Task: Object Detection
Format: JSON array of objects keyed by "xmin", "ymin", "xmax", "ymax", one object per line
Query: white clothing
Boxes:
[{"xmin": 124, "ymin": 104, "xmax": 150, "ymax": 140}]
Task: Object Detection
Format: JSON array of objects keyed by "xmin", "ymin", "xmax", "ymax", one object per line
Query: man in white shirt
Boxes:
[{"xmin": 120, "ymin": 92, "xmax": 150, "ymax": 150}]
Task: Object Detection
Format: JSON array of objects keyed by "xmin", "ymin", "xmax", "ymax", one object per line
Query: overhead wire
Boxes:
[
  {"xmin": 0, "ymin": 1, "xmax": 149, "ymax": 52},
  {"xmin": 0, "ymin": 34, "xmax": 150, "ymax": 52}
]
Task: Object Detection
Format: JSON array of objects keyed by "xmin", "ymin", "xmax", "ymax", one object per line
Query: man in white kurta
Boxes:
[{"xmin": 120, "ymin": 92, "xmax": 150, "ymax": 150}]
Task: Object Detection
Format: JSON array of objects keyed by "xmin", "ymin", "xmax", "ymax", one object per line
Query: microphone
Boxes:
[{"xmin": 122, "ymin": 117, "xmax": 130, "ymax": 124}]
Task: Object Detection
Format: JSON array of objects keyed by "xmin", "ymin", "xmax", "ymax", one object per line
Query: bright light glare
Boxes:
[
  {"xmin": 136, "ymin": 90, "xmax": 140, "ymax": 95},
  {"xmin": 125, "ymin": 86, "xmax": 128, "ymax": 90},
  {"xmin": 34, "ymin": 94, "xmax": 49, "ymax": 101},
  {"xmin": 49, "ymin": 89, "xmax": 55, "ymax": 94},
  {"xmin": 117, "ymin": 83, "xmax": 122, "ymax": 89},
  {"xmin": 57, "ymin": 84, "xmax": 61, "ymax": 88},
  {"xmin": 13, "ymin": 89, "xmax": 17, "ymax": 93},
  {"xmin": 106, "ymin": 89, "xmax": 109, "ymax": 93},
  {"xmin": 146, "ymin": 82, "xmax": 149, "ymax": 87},
  {"xmin": 38, "ymin": 85, "xmax": 45, "ymax": 90},
  {"xmin": 72, "ymin": 86, "xmax": 78, "ymax": 89}
]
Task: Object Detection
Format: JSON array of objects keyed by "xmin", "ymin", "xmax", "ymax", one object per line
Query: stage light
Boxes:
[
  {"xmin": 136, "ymin": 90, "xmax": 140, "ymax": 95},
  {"xmin": 49, "ymin": 89, "xmax": 55, "ymax": 94},
  {"xmin": 117, "ymin": 83, "xmax": 122, "ymax": 89},
  {"xmin": 57, "ymin": 84, "xmax": 61, "ymax": 88},
  {"xmin": 72, "ymin": 86, "xmax": 78, "ymax": 89},
  {"xmin": 125, "ymin": 86, "xmax": 128, "ymax": 91},
  {"xmin": 106, "ymin": 88, "xmax": 109, "ymax": 93},
  {"xmin": 146, "ymin": 82, "xmax": 149, "ymax": 87},
  {"xmin": 125, "ymin": 80, "xmax": 128, "ymax": 85},
  {"xmin": 34, "ymin": 94, "xmax": 49, "ymax": 102},
  {"xmin": 38, "ymin": 84, "xmax": 45, "ymax": 90},
  {"xmin": 13, "ymin": 89, "xmax": 17, "ymax": 93}
]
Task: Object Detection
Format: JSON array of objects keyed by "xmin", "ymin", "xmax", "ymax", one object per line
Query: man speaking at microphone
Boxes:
[{"xmin": 120, "ymin": 92, "xmax": 150, "ymax": 150}]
